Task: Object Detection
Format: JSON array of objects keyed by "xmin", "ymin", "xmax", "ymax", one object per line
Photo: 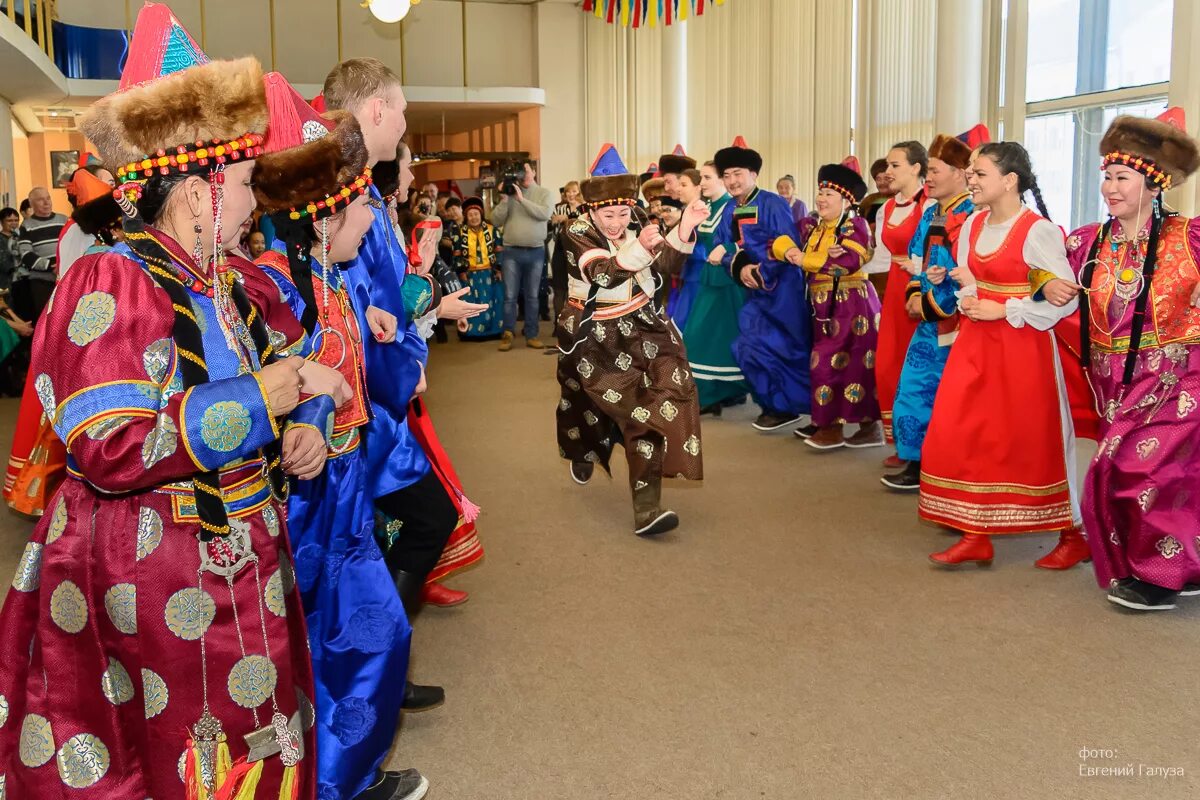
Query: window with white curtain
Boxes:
[{"xmin": 1021, "ymin": 0, "xmax": 1173, "ymax": 229}]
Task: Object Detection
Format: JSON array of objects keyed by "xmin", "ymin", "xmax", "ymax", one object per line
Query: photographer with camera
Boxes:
[{"xmin": 490, "ymin": 161, "xmax": 555, "ymax": 351}]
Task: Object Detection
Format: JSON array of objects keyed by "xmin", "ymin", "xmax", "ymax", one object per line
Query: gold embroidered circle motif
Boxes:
[
  {"xmin": 101, "ymin": 660, "xmax": 134, "ymax": 706},
  {"xmin": 19, "ymin": 713, "xmax": 55, "ymax": 767},
  {"xmin": 227, "ymin": 655, "xmax": 278, "ymax": 709},
  {"xmin": 66, "ymin": 291, "xmax": 117, "ymax": 347},
  {"xmin": 11, "ymin": 542, "xmax": 43, "ymax": 592},
  {"xmin": 265, "ymin": 570, "xmax": 287, "ymax": 618},
  {"xmin": 136, "ymin": 507, "xmax": 163, "ymax": 561},
  {"xmin": 50, "ymin": 581, "xmax": 87, "ymax": 634},
  {"xmin": 104, "ymin": 584, "xmax": 137, "ymax": 635},
  {"xmin": 142, "ymin": 668, "xmax": 168, "ymax": 719},
  {"xmin": 45, "ymin": 497, "xmax": 67, "ymax": 545},
  {"xmin": 57, "ymin": 732, "xmax": 110, "ymax": 788},
  {"xmin": 831, "ymin": 352, "xmax": 851, "ymax": 370},
  {"xmin": 0, "ymin": 695, "xmax": 9, "ymax": 728},
  {"xmin": 199, "ymin": 401, "xmax": 252, "ymax": 453},
  {"xmin": 164, "ymin": 588, "xmax": 215, "ymax": 641}
]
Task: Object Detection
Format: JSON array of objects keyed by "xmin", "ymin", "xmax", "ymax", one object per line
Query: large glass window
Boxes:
[{"xmin": 1021, "ymin": 0, "xmax": 1172, "ymax": 228}]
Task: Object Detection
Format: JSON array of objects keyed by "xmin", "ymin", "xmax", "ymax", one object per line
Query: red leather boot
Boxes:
[
  {"xmin": 930, "ymin": 533, "xmax": 994, "ymax": 567},
  {"xmin": 1034, "ymin": 526, "xmax": 1091, "ymax": 570},
  {"xmin": 421, "ymin": 582, "xmax": 470, "ymax": 607}
]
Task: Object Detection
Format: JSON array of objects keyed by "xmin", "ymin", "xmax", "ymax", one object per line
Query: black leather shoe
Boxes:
[
  {"xmin": 1180, "ymin": 583, "xmax": 1200, "ymax": 597},
  {"xmin": 570, "ymin": 461, "xmax": 594, "ymax": 485},
  {"xmin": 1108, "ymin": 577, "xmax": 1178, "ymax": 611},
  {"xmin": 402, "ymin": 681, "xmax": 445, "ymax": 712},
  {"xmin": 354, "ymin": 769, "xmax": 430, "ymax": 800},
  {"xmin": 391, "ymin": 569, "xmax": 424, "ymax": 617},
  {"xmin": 698, "ymin": 403, "xmax": 723, "ymax": 417},
  {"xmin": 880, "ymin": 460, "xmax": 921, "ymax": 491},
  {"xmin": 792, "ymin": 424, "xmax": 819, "ymax": 440}
]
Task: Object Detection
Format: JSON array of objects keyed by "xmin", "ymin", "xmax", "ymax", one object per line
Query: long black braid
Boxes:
[
  {"xmin": 270, "ymin": 213, "xmax": 322, "ymax": 334},
  {"xmin": 122, "ymin": 176, "xmax": 287, "ymax": 541}
]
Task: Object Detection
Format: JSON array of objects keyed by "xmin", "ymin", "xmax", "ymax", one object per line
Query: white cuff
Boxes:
[
  {"xmin": 955, "ymin": 284, "xmax": 977, "ymax": 301},
  {"xmin": 415, "ymin": 309, "xmax": 438, "ymax": 339},
  {"xmin": 666, "ymin": 226, "xmax": 696, "ymax": 254},
  {"xmin": 616, "ymin": 237, "xmax": 655, "ymax": 271},
  {"xmin": 1004, "ymin": 298, "xmax": 1027, "ymax": 329}
]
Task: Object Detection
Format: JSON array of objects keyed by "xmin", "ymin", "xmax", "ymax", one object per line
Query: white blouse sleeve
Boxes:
[
  {"xmin": 1005, "ymin": 217, "xmax": 1078, "ymax": 330},
  {"xmin": 863, "ymin": 204, "xmax": 891, "ymax": 275},
  {"xmin": 953, "ymin": 212, "xmax": 980, "ymax": 300}
]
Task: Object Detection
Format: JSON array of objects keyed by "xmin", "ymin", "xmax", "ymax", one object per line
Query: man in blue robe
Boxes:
[
  {"xmin": 883, "ymin": 132, "xmax": 975, "ymax": 490},
  {"xmin": 714, "ymin": 143, "xmax": 813, "ymax": 431}
]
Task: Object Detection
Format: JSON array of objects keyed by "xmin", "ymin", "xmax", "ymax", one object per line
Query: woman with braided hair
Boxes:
[
  {"xmin": 775, "ymin": 161, "xmax": 880, "ymax": 450},
  {"xmin": 0, "ymin": 5, "xmax": 346, "ymax": 797},
  {"xmin": 919, "ymin": 141, "xmax": 1097, "ymax": 570},
  {"xmin": 1049, "ymin": 110, "xmax": 1200, "ymax": 611}
]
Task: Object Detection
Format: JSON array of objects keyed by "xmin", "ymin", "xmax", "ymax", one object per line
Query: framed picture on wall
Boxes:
[{"xmin": 51, "ymin": 150, "xmax": 81, "ymax": 189}]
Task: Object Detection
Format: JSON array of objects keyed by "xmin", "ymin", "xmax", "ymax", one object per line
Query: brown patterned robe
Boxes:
[{"xmin": 555, "ymin": 218, "xmax": 704, "ymax": 496}]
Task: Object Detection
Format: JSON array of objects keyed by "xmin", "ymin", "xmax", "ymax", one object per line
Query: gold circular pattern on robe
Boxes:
[
  {"xmin": 863, "ymin": 349, "xmax": 876, "ymax": 369},
  {"xmin": 852, "ymin": 315, "xmax": 870, "ymax": 335},
  {"xmin": 265, "ymin": 570, "xmax": 287, "ymax": 618},
  {"xmin": 199, "ymin": 401, "xmax": 253, "ymax": 453},
  {"xmin": 0, "ymin": 695, "xmax": 9, "ymax": 728},
  {"xmin": 263, "ymin": 504, "xmax": 281, "ymax": 538},
  {"xmin": 45, "ymin": 496, "xmax": 67, "ymax": 545},
  {"xmin": 141, "ymin": 668, "xmax": 168, "ymax": 719},
  {"xmin": 104, "ymin": 583, "xmax": 138, "ymax": 635},
  {"xmin": 136, "ymin": 507, "xmax": 163, "ymax": 561},
  {"xmin": 85, "ymin": 415, "xmax": 132, "ymax": 441},
  {"xmin": 831, "ymin": 352, "xmax": 850, "ymax": 370},
  {"xmin": 816, "ymin": 385, "xmax": 834, "ymax": 406},
  {"xmin": 844, "ymin": 383, "xmax": 865, "ymax": 403},
  {"xmin": 57, "ymin": 732, "xmax": 110, "ymax": 789},
  {"xmin": 11, "ymin": 542, "xmax": 43, "ymax": 592},
  {"xmin": 142, "ymin": 338, "xmax": 172, "ymax": 383},
  {"xmin": 140, "ymin": 414, "xmax": 179, "ymax": 469},
  {"xmin": 34, "ymin": 373, "xmax": 55, "ymax": 417},
  {"xmin": 164, "ymin": 587, "xmax": 216, "ymax": 641},
  {"xmin": 227, "ymin": 655, "xmax": 278, "ymax": 709},
  {"xmin": 100, "ymin": 659, "xmax": 135, "ymax": 706},
  {"xmin": 50, "ymin": 580, "xmax": 87, "ymax": 634},
  {"xmin": 67, "ymin": 291, "xmax": 118, "ymax": 347},
  {"xmin": 19, "ymin": 713, "xmax": 55, "ymax": 767}
]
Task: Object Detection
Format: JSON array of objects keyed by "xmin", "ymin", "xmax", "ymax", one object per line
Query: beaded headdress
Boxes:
[{"xmin": 1100, "ymin": 108, "xmax": 1200, "ymax": 190}]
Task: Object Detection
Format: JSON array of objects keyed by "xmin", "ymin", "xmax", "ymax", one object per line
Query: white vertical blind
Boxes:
[{"xmin": 854, "ymin": 0, "xmax": 937, "ymax": 167}]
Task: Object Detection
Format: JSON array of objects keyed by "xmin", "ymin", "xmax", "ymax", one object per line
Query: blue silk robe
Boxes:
[
  {"xmin": 892, "ymin": 193, "xmax": 973, "ymax": 462},
  {"xmin": 717, "ymin": 187, "xmax": 813, "ymax": 416}
]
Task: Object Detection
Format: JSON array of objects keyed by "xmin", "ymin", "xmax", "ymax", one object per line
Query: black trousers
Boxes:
[
  {"xmin": 11, "ymin": 278, "xmax": 53, "ymax": 324},
  {"xmin": 376, "ymin": 468, "xmax": 458, "ymax": 580}
]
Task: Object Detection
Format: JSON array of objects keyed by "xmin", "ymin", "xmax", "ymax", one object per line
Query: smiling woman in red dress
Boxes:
[
  {"xmin": 919, "ymin": 142, "xmax": 1096, "ymax": 570},
  {"xmin": 862, "ymin": 142, "xmax": 928, "ymax": 460}
]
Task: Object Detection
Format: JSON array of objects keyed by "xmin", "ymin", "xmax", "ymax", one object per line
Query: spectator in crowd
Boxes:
[
  {"xmin": 12, "ymin": 187, "xmax": 66, "ymax": 322},
  {"xmin": 0, "ymin": 207, "xmax": 19, "ymax": 291},
  {"xmin": 247, "ymin": 230, "xmax": 267, "ymax": 258},
  {"xmin": 439, "ymin": 196, "xmax": 463, "ymax": 264},
  {"xmin": 421, "ymin": 181, "xmax": 439, "ymax": 207},
  {"xmin": 776, "ymin": 174, "xmax": 810, "ymax": 224},
  {"xmin": 548, "ymin": 180, "xmax": 585, "ymax": 324},
  {"xmin": 17, "ymin": 199, "xmax": 30, "ymax": 224},
  {"xmin": 491, "ymin": 161, "xmax": 554, "ymax": 351}
]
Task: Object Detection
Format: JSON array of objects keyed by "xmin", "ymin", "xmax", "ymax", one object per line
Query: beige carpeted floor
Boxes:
[{"xmin": 1, "ymin": 327, "xmax": 1197, "ymax": 799}]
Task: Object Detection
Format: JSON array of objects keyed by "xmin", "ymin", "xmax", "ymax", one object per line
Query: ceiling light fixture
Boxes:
[{"xmin": 362, "ymin": 0, "xmax": 420, "ymax": 24}]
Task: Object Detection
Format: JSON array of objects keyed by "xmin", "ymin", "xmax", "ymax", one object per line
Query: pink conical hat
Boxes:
[{"xmin": 119, "ymin": 2, "xmax": 209, "ymax": 90}]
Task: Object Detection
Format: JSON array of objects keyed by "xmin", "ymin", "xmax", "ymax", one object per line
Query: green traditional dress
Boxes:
[{"xmin": 680, "ymin": 193, "xmax": 749, "ymax": 407}]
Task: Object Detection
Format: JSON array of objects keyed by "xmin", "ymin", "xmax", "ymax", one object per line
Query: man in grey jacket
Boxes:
[{"xmin": 491, "ymin": 162, "xmax": 554, "ymax": 350}]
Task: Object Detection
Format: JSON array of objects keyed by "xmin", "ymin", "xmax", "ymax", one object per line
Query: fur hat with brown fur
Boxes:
[
  {"xmin": 80, "ymin": 57, "xmax": 267, "ymax": 175},
  {"xmin": 641, "ymin": 177, "xmax": 667, "ymax": 203},
  {"xmin": 1100, "ymin": 114, "xmax": 1200, "ymax": 189},
  {"xmin": 928, "ymin": 134, "xmax": 973, "ymax": 171},
  {"xmin": 253, "ymin": 111, "xmax": 371, "ymax": 220}
]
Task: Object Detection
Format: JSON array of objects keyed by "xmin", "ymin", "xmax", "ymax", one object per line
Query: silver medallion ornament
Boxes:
[
  {"xmin": 635, "ymin": 440, "xmax": 654, "ymax": 459},
  {"xmin": 660, "ymin": 401, "xmax": 678, "ymax": 421},
  {"xmin": 602, "ymin": 389, "xmax": 622, "ymax": 404},
  {"xmin": 632, "ymin": 407, "xmax": 651, "ymax": 423},
  {"xmin": 684, "ymin": 435, "xmax": 701, "ymax": 456},
  {"xmin": 615, "ymin": 352, "xmax": 632, "ymax": 371},
  {"xmin": 618, "ymin": 318, "xmax": 634, "ymax": 336},
  {"xmin": 577, "ymin": 359, "xmax": 594, "ymax": 379},
  {"xmin": 642, "ymin": 341, "xmax": 659, "ymax": 360}
]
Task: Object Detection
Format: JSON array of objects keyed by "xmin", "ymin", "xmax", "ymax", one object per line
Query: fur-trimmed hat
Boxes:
[
  {"xmin": 658, "ymin": 146, "xmax": 696, "ymax": 176},
  {"xmin": 928, "ymin": 134, "xmax": 972, "ymax": 170},
  {"xmin": 641, "ymin": 177, "xmax": 666, "ymax": 203},
  {"xmin": 713, "ymin": 146, "xmax": 763, "ymax": 175},
  {"xmin": 817, "ymin": 162, "xmax": 867, "ymax": 203},
  {"xmin": 581, "ymin": 144, "xmax": 640, "ymax": 209},
  {"xmin": 79, "ymin": 5, "xmax": 265, "ymax": 183},
  {"xmin": 462, "ymin": 196, "xmax": 485, "ymax": 215},
  {"xmin": 1100, "ymin": 109, "xmax": 1200, "ymax": 190},
  {"xmin": 253, "ymin": 73, "xmax": 372, "ymax": 221}
]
